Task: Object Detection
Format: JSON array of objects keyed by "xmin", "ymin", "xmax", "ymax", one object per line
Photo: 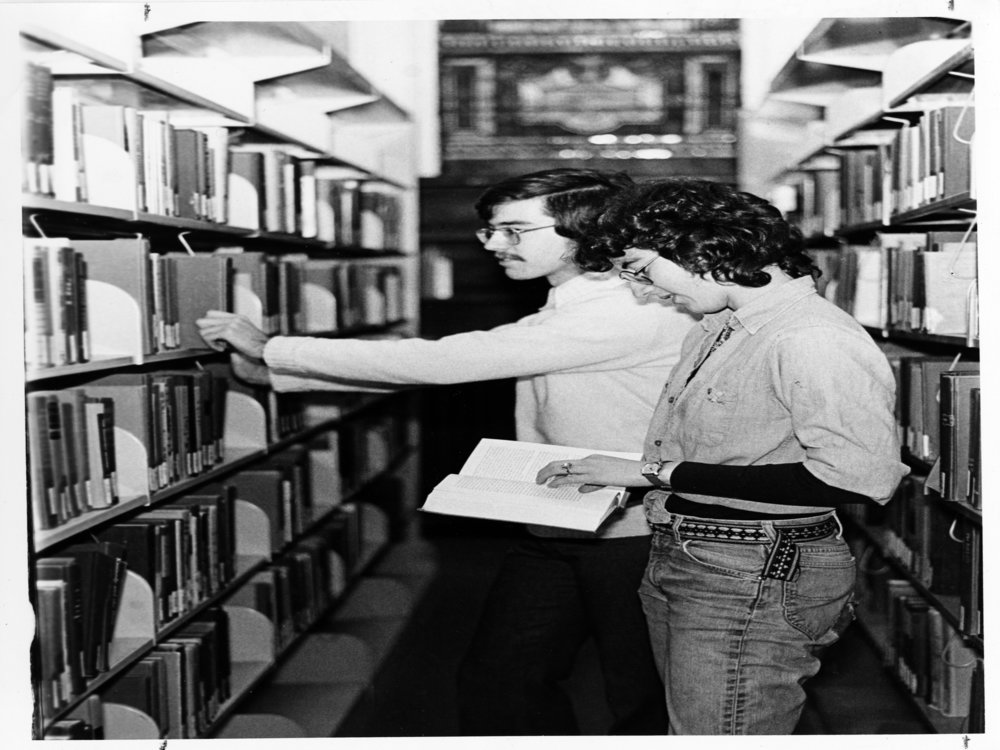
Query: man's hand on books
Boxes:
[
  {"xmin": 536, "ymin": 455, "xmax": 643, "ymax": 492},
  {"xmin": 196, "ymin": 310, "xmax": 269, "ymax": 359}
]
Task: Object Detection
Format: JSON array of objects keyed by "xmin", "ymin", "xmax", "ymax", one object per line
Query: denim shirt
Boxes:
[{"xmin": 643, "ymin": 275, "xmax": 908, "ymax": 518}]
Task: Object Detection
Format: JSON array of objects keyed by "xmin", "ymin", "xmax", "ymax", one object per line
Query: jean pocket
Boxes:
[
  {"xmin": 679, "ymin": 538, "xmax": 766, "ymax": 579},
  {"xmin": 782, "ymin": 542, "xmax": 856, "ymax": 641}
]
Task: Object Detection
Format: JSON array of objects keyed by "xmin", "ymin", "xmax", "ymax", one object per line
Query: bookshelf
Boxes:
[
  {"xmin": 19, "ymin": 18, "xmax": 434, "ymax": 740},
  {"xmin": 745, "ymin": 16, "xmax": 982, "ymax": 734}
]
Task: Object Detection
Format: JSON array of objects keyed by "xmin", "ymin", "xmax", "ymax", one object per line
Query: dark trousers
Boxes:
[{"xmin": 456, "ymin": 534, "xmax": 668, "ymax": 735}]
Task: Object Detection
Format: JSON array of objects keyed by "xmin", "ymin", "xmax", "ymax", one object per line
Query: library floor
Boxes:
[{"xmin": 344, "ymin": 521, "xmax": 931, "ymax": 737}]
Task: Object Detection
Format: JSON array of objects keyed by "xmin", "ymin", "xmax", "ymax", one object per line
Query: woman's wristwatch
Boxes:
[{"xmin": 641, "ymin": 460, "xmax": 678, "ymax": 489}]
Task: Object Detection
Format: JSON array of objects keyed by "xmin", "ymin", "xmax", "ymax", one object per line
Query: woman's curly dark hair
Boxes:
[{"xmin": 576, "ymin": 178, "xmax": 814, "ymax": 287}]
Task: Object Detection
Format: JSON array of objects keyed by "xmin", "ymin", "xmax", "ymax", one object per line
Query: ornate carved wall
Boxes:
[{"xmin": 437, "ymin": 18, "xmax": 741, "ymax": 184}]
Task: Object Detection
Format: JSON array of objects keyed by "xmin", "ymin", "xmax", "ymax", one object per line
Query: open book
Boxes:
[{"xmin": 420, "ymin": 438, "xmax": 640, "ymax": 532}]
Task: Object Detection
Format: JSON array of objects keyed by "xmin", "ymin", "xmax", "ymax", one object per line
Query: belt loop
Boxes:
[
  {"xmin": 761, "ymin": 520, "xmax": 777, "ymax": 542},
  {"xmin": 833, "ymin": 513, "xmax": 844, "ymax": 540},
  {"xmin": 670, "ymin": 513, "xmax": 684, "ymax": 543}
]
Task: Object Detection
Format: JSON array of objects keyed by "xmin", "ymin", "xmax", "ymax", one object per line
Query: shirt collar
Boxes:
[
  {"xmin": 546, "ymin": 271, "xmax": 622, "ymax": 308},
  {"xmin": 732, "ymin": 275, "xmax": 818, "ymax": 334},
  {"xmin": 698, "ymin": 275, "xmax": 818, "ymax": 335}
]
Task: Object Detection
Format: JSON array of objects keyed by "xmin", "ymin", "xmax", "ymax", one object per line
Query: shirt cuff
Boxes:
[{"xmin": 262, "ymin": 336, "xmax": 301, "ymax": 372}]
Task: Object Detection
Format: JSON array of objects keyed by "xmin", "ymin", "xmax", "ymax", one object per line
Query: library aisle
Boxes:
[
  {"xmin": 15, "ymin": 9, "xmax": 989, "ymax": 740},
  {"xmin": 341, "ymin": 524, "xmax": 930, "ymax": 736}
]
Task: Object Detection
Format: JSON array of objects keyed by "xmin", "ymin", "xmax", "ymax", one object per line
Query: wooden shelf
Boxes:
[
  {"xmin": 864, "ymin": 326, "xmax": 979, "ymax": 351},
  {"xmin": 54, "ymin": 71, "xmax": 251, "ymax": 126},
  {"xmin": 937, "ymin": 500, "xmax": 982, "ymax": 524},
  {"xmin": 26, "ymin": 356, "xmax": 137, "ymax": 383},
  {"xmin": 884, "ymin": 41, "xmax": 975, "ymax": 109},
  {"xmin": 796, "ymin": 18, "xmax": 967, "ymax": 74},
  {"xmin": 890, "ymin": 193, "xmax": 977, "ymax": 225},
  {"xmin": 34, "ymin": 494, "xmax": 151, "ymax": 553},
  {"xmin": 22, "ymin": 196, "xmax": 417, "ymax": 252},
  {"xmin": 21, "ymin": 24, "xmax": 130, "ymax": 74},
  {"xmin": 26, "ymin": 350, "xmax": 229, "ymax": 384},
  {"xmin": 23, "ymin": 195, "xmax": 134, "ymax": 223}
]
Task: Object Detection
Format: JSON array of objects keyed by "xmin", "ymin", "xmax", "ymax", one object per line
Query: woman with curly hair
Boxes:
[{"xmin": 537, "ymin": 178, "xmax": 908, "ymax": 734}]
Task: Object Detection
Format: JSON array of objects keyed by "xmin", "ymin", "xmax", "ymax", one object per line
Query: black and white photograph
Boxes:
[{"xmin": 0, "ymin": 0, "xmax": 995, "ymax": 746}]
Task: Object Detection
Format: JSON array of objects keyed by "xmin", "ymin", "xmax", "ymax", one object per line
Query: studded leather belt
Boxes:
[{"xmin": 650, "ymin": 516, "xmax": 840, "ymax": 581}]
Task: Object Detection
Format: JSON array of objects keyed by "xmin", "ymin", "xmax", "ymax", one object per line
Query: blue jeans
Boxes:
[
  {"xmin": 458, "ymin": 534, "xmax": 669, "ymax": 735},
  {"xmin": 638, "ymin": 511, "xmax": 855, "ymax": 734}
]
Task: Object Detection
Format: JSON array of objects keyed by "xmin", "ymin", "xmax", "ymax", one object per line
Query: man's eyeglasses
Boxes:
[
  {"xmin": 618, "ymin": 256, "xmax": 658, "ymax": 285},
  {"xmin": 475, "ymin": 225, "xmax": 556, "ymax": 246}
]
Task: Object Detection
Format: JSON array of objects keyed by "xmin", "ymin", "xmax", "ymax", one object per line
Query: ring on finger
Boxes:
[{"xmin": 560, "ymin": 462, "xmax": 573, "ymax": 475}]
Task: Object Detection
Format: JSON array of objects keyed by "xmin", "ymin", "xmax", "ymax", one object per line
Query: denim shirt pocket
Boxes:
[{"xmin": 681, "ymin": 381, "xmax": 739, "ymax": 447}]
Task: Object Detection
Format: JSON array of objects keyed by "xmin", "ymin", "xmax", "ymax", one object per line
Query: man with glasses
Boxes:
[{"xmin": 196, "ymin": 168, "xmax": 694, "ymax": 735}]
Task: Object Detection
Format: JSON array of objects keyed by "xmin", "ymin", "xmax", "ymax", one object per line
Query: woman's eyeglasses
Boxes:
[
  {"xmin": 475, "ymin": 225, "xmax": 556, "ymax": 246},
  {"xmin": 618, "ymin": 256, "xmax": 658, "ymax": 285}
]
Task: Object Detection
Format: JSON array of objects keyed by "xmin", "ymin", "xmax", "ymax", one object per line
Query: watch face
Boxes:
[{"xmin": 642, "ymin": 461, "xmax": 667, "ymax": 487}]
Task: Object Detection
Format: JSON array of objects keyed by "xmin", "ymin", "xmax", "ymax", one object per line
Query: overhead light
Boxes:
[{"xmin": 634, "ymin": 149, "xmax": 674, "ymax": 160}]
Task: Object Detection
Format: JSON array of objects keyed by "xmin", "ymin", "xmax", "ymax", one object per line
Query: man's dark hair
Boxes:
[
  {"xmin": 576, "ymin": 178, "xmax": 815, "ymax": 287},
  {"xmin": 475, "ymin": 168, "xmax": 634, "ymax": 242}
]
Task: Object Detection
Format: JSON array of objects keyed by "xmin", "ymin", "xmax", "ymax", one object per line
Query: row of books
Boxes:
[
  {"xmin": 847, "ymin": 477, "xmax": 964, "ymax": 597},
  {"xmin": 35, "ymin": 541, "xmax": 128, "ymax": 720},
  {"xmin": 27, "ymin": 390, "xmax": 120, "ymax": 531},
  {"xmin": 22, "ymin": 63, "xmax": 405, "ymax": 248},
  {"xmin": 220, "ymin": 248, "xmax": 406, "ymax": 336},
  {"xmin": 102, "ymin": 608, "xmax": 233, "ymax": 739},
  {"xmin": 22, "ymin": 62, "xmax": 55, "ymax": 199},
  {"xmin": 227, "ymin": 504, "xmax": 369, "ymax": 656},
  {"xmin": 888, "ymin": 103, "xmax": 975, "ymax": 217},
  {"xmin": 22, "ymin": 62, "xmax": 228, "ymax": 221},
  {"xmin": 231, "ymin": 151, "xmax": 404, "ymax": 249},
  {"xmin": 849, "ymin": 538, "xmax": 981, "ymax": 722},
  {"xmin": 35, "ymin": 485, "xmax": 238, "ymax": 719},
  {"xmin": 790, "ymin": 168, "xmax": 841, "ymax": 239},
  {"xmin": 38, "ymin": 500, "xmax": 374, "ymax": 738},
  {"xmin": 798, "ymin": 103, "xmax": 975, "ymax": 231},
  {"xmin": 24, "ymin": 237, "xmax": 409, "ymax": 371},
  {"xmin": 844, "ymin": 475, "xmax": 982, "ymax": 619},
  {"xmin": 32, "ymin": 430, "xmax": 386, "ymax": 726},
  {"xmin": 880, "ymin": 351, "xmax": 980, "ymax": 507},
  {"xmin": 335, "ymin": 410, "xmax": 412, "ymax": 495},
  {"xmin": 24, "ymin": 237, "xmax": 233, "ymax": 368},
  {"xmin": 98, "ymin": 492, "xmax": 240, "ymax": 630},
  {"xmin": 936, "ymin": 371, "xmax": 981, "ymax": 508},
  {"xmin": 27, "ymin": 369, "xmax": 230, "ymax": 531},
  {"xmin": 28, "ymin": 367, "xmax": 409, "ymax": 537},
  {"xmin": 111, "ymin": 502, "xmax": 376, "ymax": 739},
  {"xmin": 811, "ymin": 230, "xmax": 978, "ymax": 338}
]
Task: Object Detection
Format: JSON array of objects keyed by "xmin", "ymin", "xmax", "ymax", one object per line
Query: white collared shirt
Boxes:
[{"xmin": 265, "ymin": 272, "xmax": 696, "ymax": 537}]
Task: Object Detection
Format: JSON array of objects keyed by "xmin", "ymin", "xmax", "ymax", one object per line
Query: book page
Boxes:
[
  {"xmin": 425, "ymin": 474, "xmax": 622, "ymax": 532},
  {"xmin": 440, "ymin": 474, "xmax": 619, "ymax": 504},
  {"xmin": 459, "ymin": 438, "xmax": 639, "ymax": 485}
]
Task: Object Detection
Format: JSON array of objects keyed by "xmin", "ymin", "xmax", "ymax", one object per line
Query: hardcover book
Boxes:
[{"xmin": 421, "ymin": 438, "xmax": 637, "ymax": 533}]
